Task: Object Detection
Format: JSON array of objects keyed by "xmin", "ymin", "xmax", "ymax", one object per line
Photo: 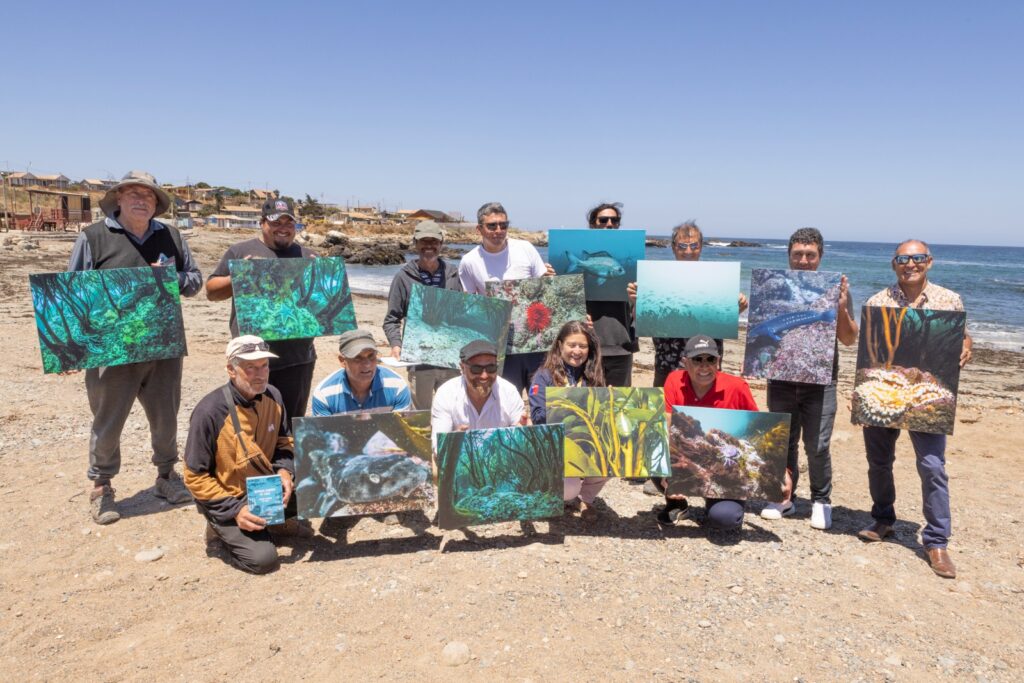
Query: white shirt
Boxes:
[
  {"xmin": 430, "ymin": 375, "xmax": 525, "ymax": 449},
  {"xmin": 458, "ymin": 238, "xmax": 547, "ymax": 294}
]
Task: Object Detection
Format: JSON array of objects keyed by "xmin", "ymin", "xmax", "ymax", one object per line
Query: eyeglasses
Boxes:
[
  {"xmin": 481, "ymin": 221, "xmax": 510, "ymax": 231},
  {"xmin": 893, "ymin": 254, "xmax": 930, "ymax": 265},
  {"xmin": 673, "ymin": 241, "xmax": 701, "ymax": 251},
  {"xmin": 689, "ymin": 355, "xmax": 718, "ymax": 365},
  {"xmin": 235, "ymin": 341, "xmax": 269, "ymax": 354},
  {"xmin": 467, "ymin": 363, "xmax": 499, "ymax": 375},
  {"xmin": 595, "ymin": 216, "xmax": 620, "ymax": 226}
]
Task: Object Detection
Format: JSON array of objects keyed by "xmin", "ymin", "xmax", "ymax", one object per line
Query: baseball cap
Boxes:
[
  {"xmin": 226, "ymin": 335, "xmax": 279, "ymax": 361},
  {"xmin": 338, "ymin": 329, "xmax": 377, "ymax": 358},
  {"xmin": 261, "ymin": 197, "xmax": 297, "ymax": 222},
  {"xmin": 413, "ymin": 220, "xmax": 445, "ymax": 241},
  {"xmin": 684, "ymin": 335, "xmax": 721, "ymax": 359},
  {"xmin": 460, "ymin": 339, "xmax": 498, "ymax": 362}
]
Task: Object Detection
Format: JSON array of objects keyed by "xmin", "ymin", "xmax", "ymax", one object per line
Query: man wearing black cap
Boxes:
[
  {"xmin": 206, "ymin": 196, "xmax": 318, "ymax": 423},
  {"xmin": 430, "ymin": 340, "xmax": 526, "ymax": 448},
  {"xmin": 655, "ymin": 334, "xmax": 759, "ymax": 530}
]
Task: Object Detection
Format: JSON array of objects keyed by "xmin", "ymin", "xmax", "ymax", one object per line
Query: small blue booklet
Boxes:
[{"xmin": 246, "ymin": 475, "xmax": 285, "ymax": 525}]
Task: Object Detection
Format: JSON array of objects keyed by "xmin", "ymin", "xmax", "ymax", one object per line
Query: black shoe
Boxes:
[{"xmin": 656, "ymin": 500, "xmax": 691, "ymax": 527}]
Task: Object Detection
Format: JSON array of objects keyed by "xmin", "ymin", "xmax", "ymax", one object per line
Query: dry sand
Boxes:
[{"xmin": 1, "ymin": 229, "xmax": 1022, "ymax": 681}]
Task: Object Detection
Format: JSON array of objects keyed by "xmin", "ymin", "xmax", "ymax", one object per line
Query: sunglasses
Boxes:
[
  {"xmin": 893, "ymin": 254, "xmax": 930, "ymax": 265},
  {"xmin": 481, "ymin": 221, "xmax": 510, "ymax": 231},
  {"xmin": 689, "ymin": 355, "xmax": 718, "ymax": 365},
  {"xmin": 673, "ymin": 241, "xmax": 701, "ymax": 251},
  {"xmin": 595, "ymin": 216, "xmax": 620, "ymax": 226},
  {"xmin": 235, "ymin": 341, "xmax": 269, "ymax": 354},
  {"xmin": 467, "ymin": 363, "xmax": 499, "ymax": 375}
]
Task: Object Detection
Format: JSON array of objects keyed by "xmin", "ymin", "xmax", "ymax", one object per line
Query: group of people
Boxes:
[{"xmin": 69, "ymin": 170, "xmax": 972, "ymax": 579}]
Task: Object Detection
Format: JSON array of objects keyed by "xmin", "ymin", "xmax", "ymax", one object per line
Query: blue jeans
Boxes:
[
  {"xmin": 766, "ymin": 381, "xmax": 837, "ymax": 504},
  {"xmin": 862, "ymin": 426, "xmax": 951, "ymax": 549}
]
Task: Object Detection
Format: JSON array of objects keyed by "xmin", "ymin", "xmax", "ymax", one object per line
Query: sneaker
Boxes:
[
  {"xmin": 810, "ymin": 502, "xmax": 832, "ymax": 530},
  {"xmin": 154, "ymin": 470, "xmax": 192, "ymax": 505},
  {"xmin": 269, "ymin": 518, "xmax": 315, "ymax": 539},
  {"xmin": 656, "ymin": 500, "xmax": 691, "ymax": 527},
  {"xmin": 760, "ymin": 500, "xmax": 795, "ymax": 520},
  {"xmin": 642, "ymin": 480, "xmax": 662, "ymax": 496},
  {"xmin": 90, "ymin": 485, "xmax": 120, "ymax": 525}
]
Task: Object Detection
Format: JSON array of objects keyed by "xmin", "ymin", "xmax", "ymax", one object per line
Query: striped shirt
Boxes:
[{"xmin": 311, "ymin": 365, "xmax": 412, "ymax": 415}]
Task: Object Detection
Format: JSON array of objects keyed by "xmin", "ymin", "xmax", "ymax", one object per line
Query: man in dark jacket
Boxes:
[{"xmin": 383, "ymin": 220, "xmax": 461, "ymax": 409}]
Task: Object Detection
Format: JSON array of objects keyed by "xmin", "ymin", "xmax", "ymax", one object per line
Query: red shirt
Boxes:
[{"xmin": 663, "ymin": 369, "xmax": 758, "ymax": 412}]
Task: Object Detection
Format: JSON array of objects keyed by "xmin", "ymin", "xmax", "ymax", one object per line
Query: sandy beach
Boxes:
[{"xmin": 1, "ymin": 228, "xmax": 1022, "ymax": 681}]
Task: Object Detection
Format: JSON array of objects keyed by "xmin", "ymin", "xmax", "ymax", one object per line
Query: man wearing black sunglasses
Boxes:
[{"xmin": 858, "ymin": 239, "xmax": 972, "ymax": 579}]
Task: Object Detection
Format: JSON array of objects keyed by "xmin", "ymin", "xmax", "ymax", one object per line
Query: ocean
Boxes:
[{"xmin": 344, "ymin": 237, "xmax": 1024, "ymax": 352}]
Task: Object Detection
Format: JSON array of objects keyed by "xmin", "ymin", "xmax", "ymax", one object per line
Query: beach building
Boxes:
[
  {"xmin": 7, "ymin": 172, "xmax": 38, "ymax": 187},
  {"xmin": 406, "ymin": 209, "xmax": 454, "ymax": 223},
  {"xmin": 206, "ymin": 213, "xmax": 259, "ymax": 229},
  {"xmin": 80, "ymin": 178, "xmax": 117, "ymax": 191},
  {"xmin": 250, "ymin": 188, "xmax": 278, "ymax": 201}
]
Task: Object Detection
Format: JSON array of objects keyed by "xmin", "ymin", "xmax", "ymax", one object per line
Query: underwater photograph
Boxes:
[
  {"xmin": 546, "ymin": 387, "xmax": 670, "ymax": 478},
  {"xmin": 634, "ymin": 261, "xmax": 741, "ymax": 339},
  {"xmin": 230, "ymin": 256, "xmax": 356, "ymax": 341},
  {"xmin": 666, "ymin": 406, "xmax": 790, "ymax": 502},
  {"xmin": 292, "ymin": 411, "xmax": 435, "ymax": 519},
  {"xmin": 741, "ymin": 268, "xmax": 842, "ymax": 384},
  {"xmin": 547, "ymin": 229, "xmax": 645, "ymax": 301},
  {"xmin": 851, "ymin": 306, "xmax": 966, "ymax": 435},
  {"xmin": 485, "ymin": 274, "xmax": 587, "ymax": 354},
  {"xmin": 400, "ymin": 283, "xmax": 512, "ymax": 369},
  {"xmin": 435, "ymin": 424, "xmax": 564, "ymax": 530},
  {"xmin": 30, "ymin": 265, "xmax": 187, "ymax": 374}
]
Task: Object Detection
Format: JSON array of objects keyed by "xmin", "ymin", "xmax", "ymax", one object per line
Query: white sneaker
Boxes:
[
  {"xmin": 760, "ymin": 500, "xmax": 794, "ymax": 520},
  {"xmin": 810, "ymin": 502, "xmax": 832, "ymax": 530}
]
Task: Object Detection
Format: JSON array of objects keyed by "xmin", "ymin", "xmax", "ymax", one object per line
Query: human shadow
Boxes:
[
  {"xmin": 203, "ymin": 529, "xmax": 312, "ymax": 571},
  {"xmin": 117, "ymin": 486, "xmax": 190, "ymax": 519},
  {"xmin": 823, "ymin": 504, "xmax": 924, "ymax": 551},
  {"xmin": 436, "ymin": 521, "xmax": 565, "ymax": 554},
  {"xmin": 306, "ymin": 511, "xmax": 443, "ymax": 561},
  {"xmin": 555, "ymin": 498, "xmax": 667, "ymax": 541}
]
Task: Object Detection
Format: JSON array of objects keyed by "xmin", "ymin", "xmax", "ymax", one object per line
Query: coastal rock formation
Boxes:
[{"xmin": 723, "ymin": 239, "xmax": 763, "ymax": 247}]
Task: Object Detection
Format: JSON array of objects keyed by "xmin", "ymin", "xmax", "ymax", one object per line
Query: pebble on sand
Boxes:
[
  {"xmin": 134, "ymin": 548, "xmax": 165, "ymax": 563},
  {"xmin": 441, "ymin": 641, "xmax": 471, "ymax": 666}
]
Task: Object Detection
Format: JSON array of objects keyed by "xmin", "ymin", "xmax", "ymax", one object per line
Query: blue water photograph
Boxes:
[
  {"xmin": 547, "ymin": 229, "xmax": 645, "ymax": 301},
  {"xmin": 742, "ymin": 269, "xmax": 842, "ymax": 384},
  {"xmin": 634, "ymin": 261, "xmax": 741, "ymax": 339}
]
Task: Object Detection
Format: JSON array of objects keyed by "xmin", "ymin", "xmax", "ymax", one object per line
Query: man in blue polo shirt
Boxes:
[{"xmin": 311, "ymin": 329, "xmax": 412, "ymax": 415}]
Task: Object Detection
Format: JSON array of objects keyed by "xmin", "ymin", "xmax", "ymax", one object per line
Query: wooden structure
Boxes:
[{"xmin": 15, "ymin": 189, "xmax": 92, "ymax": 231}]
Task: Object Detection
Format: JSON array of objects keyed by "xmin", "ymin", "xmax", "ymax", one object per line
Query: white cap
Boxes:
[{"xmin": 226, "ymin": 335, "xmax": 279, "ymax": 361}]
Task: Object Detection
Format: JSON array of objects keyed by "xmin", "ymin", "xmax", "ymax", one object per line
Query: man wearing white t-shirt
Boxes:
[{"xmin": 458, "ymin": 202, "xmax": 555, "ymax": 391}]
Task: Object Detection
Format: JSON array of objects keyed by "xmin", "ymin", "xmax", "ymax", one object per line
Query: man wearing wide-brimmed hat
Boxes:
[{"xmin": 68, "ymin": 170, "xmax": 203, "ymax": 525}]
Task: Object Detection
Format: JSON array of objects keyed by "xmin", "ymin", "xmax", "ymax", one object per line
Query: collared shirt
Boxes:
[
  {"xmin": 430, "ymin": 375, "xmax": 525, "ymax": 448},
  {"xmin": 663, "ymin": 370, "xmax": 758, "ymax": 411},
  {"xmin": 865, "ymin": 281, "xmax": 964, "ymax": 312},
  {"xmin": 310, "ymin": 365, "xmax": 412, "ymax": 415}
]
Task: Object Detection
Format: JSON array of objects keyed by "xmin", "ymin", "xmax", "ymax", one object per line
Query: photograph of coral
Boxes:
[
  {"xmin": 30, "ymin": 265, "xmax": 187, "ymax": 374},
  {"xmin": 851, "ymin": 306, "xmax": 966, "ymax": 435},
  {"xmin": 292, "ymin": 411, "xmax": 435, "ymax": 519},
  {"xmin": 400, "ymin": 283, "xmax": 512, "ymax": 369},
  {"xmin": 548, "ymin": 229, "xmax": 645, "ymax": 301},
  {"xmin": 230, "ymin": 256, "xmax": 356, "ymax": 341},
  {"xmin": 435, "ymin": 425, "xmax": 564, "ymax": 530},
  {"xmin": 546, "ymin": 387, "xmax": 670, "ymax": 478},
  {"xmin": 634, "ymin": 261, "xmax": 741, "ymax": 339},
  {"xmin": 665, "ymin": 406, "xmax": 790, "ymax": 502},
  {"xmin": 485, "ymin": 275, "xmax": 586, "ymax": 354},
  {"xmin": 741, "ymin": 268, "xmax": 843, "ymax": 384}
]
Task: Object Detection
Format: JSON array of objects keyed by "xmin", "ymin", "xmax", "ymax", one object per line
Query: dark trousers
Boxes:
[
  {"xmin": 863, "ymin": 426, "xmax": 951, "ymax": 549},
  {"xmin": 270, "ymin": 362, "xmax": 315, "ymax": 424},
  {"xmin": 501, "ymin": 351, "xmax": 545, "ymax": 393},
  {"xmin": 602, "ymin": 354, "xmax": 634, "ymax": 388},
  {"xmin": 655, "ymin": 479, "xmax": 746, "ymax": 530},
  {"xmin": 207, "ymin": 494, "xmax": 298, "ymax": 574},
  {"xmin": 766, "ymin": 381, "xmax": 837, "ymax": 504}
]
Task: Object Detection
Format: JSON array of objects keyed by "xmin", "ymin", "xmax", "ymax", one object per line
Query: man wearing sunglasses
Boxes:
[
  {"xmin": 430, "ymin": 340, "xmax": 526, "ymax": 449},
  {"xmin": 310, "ymin": 329, "xmax": 412, "ymax": 415},
  {"xmin": 858, "ymin": 239, "xmax": 972, "ymax": 579}
]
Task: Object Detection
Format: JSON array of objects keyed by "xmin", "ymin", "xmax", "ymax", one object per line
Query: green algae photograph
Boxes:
[
  {"xmin": 436, "ymin": 424, "xmax": 564, "ymax": 530},
  {"xmin": 546, "ymin": 387, "xmax": 670, "ymax": 478},
  {"xmin": 666, "ymin": 406, "xmax": 790, "ymax": 502},
  {"xmin": 485, "ymin": 274, "xmax": 586, "ymax": 354},
  {"xmin": 400, "ymin": 283, "xmax": 512, "ymax": 370},
  {"xmin": 30, "ymin": 265, "xmax": 187, "ymax": 374},
  {"xmin": 634, "ymin": 261, "xmax": 740, "ymax": 339},
  {"xmin": 292, "ymin": 411, "xmax": 434, "ymax": 519},
  {"xmin": 229, "ymin": 256, "xmax": 356, "ymax": 341},
  {"xmin": 548, "ymin": 229, "xmax": 644, "ymax": 301},
  {"xmin": 851, "ymin": 306, "xmax": 965, "ymax": 435}
]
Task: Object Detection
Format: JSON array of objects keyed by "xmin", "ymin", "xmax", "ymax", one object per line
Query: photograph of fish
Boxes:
[
  {"xmin": 546, "ymin": 387, "xmax": 670, "ymax": 478},
  {"xmin": 741, "ymin": 268, "xmax": 842, "ymax": 384},
  {"xmin": 30, "ymin": 265, "xmax": 187, "ymax": 374},
  {"xmin": 851, "ymin": 306, "xmax": 966, "ymax": 435},
  {"xmin": 547, "ymin": 229, "xmax": 645, "ymax": 301},
  {"xmin": 485, "ymin": 275, "xmax": 586, "ymax": 354},
  {"xmin": 665, "ymin": 406, "xmax": 790, "ymax": 502},
  {"xmin": 435, "ymin": 424, "xmax": 564, "ymax": 530},
  {"xmin": 400, "ymin": 283, "xmax": 512, "ymax": 369},
  {"xmin": 292, "ymin": 411, "xmax": 435, "ymax": 519},
  {"xmin": 229, "ymin": 256, "xmax": 356, "ymax": 341},
  {"xmin": 634, "ymin": 261, "xmax": 741, "ymax": 339}
]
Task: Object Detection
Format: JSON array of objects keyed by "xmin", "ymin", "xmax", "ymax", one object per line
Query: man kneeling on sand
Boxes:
[{"xmin": 184, "ymin": 335, "xmax": 312, "ymax": 574}]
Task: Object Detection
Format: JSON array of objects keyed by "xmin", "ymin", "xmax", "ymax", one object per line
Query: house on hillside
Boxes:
[
  {"xmin": 223, "ymin": 204, "xmax": 261, "ymax": 219},
  {"xmin": 181, "ymin": 199, "xmax": 206, "ymax": 214},
  {"xmin": 80, "ymin": 178, "xmax": 117, "ymax": 191},
  {"xmin": 250, "ymin": 188, "xmax": 278, "ymax": 201},
  {"xmin": 206, "ymin": 213, "xmax": 259, "ymax": 229},
  {"xmin": 35, "ymin": 174, "xmax": 71, "ymax": 190},
  {"xmin": 7, "ymin": 172, "xmax": 39, "ymax": 187},
  {"xmin": 406, "ymin": 209, "xmax": 454, "ymax": 223}
]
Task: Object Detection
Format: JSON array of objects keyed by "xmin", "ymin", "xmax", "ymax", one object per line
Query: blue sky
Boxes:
[{"xmin": 4, "ymin": 1, "xmax": 1021, "ymax": 245}]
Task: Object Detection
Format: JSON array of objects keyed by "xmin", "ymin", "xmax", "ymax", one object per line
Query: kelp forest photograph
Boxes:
[
  {"xmin": 400, "ymin": 283, "xmax": 512, "ymax": 369},
  {"xmin": 436, "ymin": 425, "xmax": 564, "ymax": 530},
  {"xmin": 230, "ymin": 256, "xmax": 356, "ymax": 341},
  {"xmin": 485, "ymin": 274, "xmax": 586, "ymax": 354},
  {"xmin": 292, "ymin": 411, "xmax": 434, "ymax": 519},
  {"xmin": 546, "ymin": 387, "xmax": 670, "ymax": 478},
  {"xmin": 666, "ymin": 406, "xmax": 789, "ymax": 502},
  {"xmin": 852, "ymin": 306, "xmax": 966, "ymax": 435},
  {"xmin": 30, "ymin": 265, "xmax": 187, "ymax": 374}
]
